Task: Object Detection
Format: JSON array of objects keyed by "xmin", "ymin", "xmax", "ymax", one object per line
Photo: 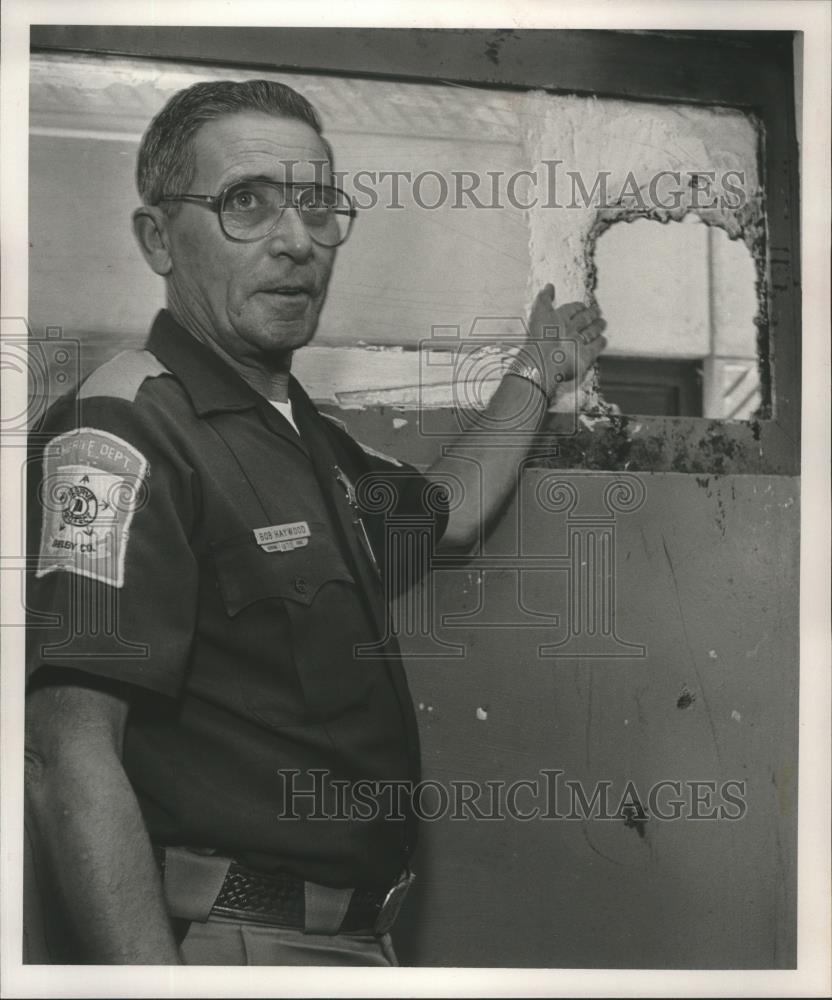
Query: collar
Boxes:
[
  {"xmin": 146, "ymin": 309, "xmax": 269, "ymax": 417},
  {"xmin": 145, "ymin": 310, "xmax": 323, "ymax": 456}
]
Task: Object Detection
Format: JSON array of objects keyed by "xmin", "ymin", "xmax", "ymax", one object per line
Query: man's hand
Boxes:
[{"xmin": 524, "ymin": 283, "xmax": 607, "ymax": 398}]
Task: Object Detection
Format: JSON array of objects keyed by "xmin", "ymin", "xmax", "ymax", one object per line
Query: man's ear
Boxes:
[{"xmin": 132, "ymin": 206, "xmax": 173, "ymax": 276}]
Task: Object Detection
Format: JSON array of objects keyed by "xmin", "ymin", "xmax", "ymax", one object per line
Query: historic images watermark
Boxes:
[
  {"xmin": 1, "ymin": 317, "xmax": 82, "ymax": 447},
  {"xmin": 350, "ymin": 312, "xmax": 647, "ymax": 662},
  {"xmin": 353, "ymin": 466, "xmax": 649, "ymax": 661},
  {"xmin": 276, "ymin": 769, "xmax": 748, "ymax": 824},
  {"xmin": 11, "ymin": 304, "xmax": 646, "ymax": 667},
  {"xmin": 5, "ymin": 319, "xmax": 150, "ymax": 657},
  {"xmin": 288, "ymin": 159, "xmax": 750, "ymax": 212}
]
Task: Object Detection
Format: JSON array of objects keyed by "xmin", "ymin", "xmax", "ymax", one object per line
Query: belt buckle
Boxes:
[{"xmin": 373, "ymin": 870, "xmax": 415, "ymax": 935}]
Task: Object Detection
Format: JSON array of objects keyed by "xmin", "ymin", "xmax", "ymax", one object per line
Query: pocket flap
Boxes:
[{"xmin": 211, "ymin": 523, "xmax": 355, "ymax": 616}]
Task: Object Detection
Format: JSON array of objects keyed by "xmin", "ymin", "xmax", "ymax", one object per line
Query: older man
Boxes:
[{"xmin": 24, "ymin": 79, "xmax": 606, "ymax": 966}]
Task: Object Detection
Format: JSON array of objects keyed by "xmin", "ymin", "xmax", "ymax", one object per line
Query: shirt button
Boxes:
[{"xmin": 293, "ymin": 577, "xmax": 308, "ymax": 595}]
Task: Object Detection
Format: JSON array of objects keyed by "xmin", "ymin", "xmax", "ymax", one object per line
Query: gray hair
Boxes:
[{"xmin": 136, "ymin": 79, "xmax": 331, "ymax": 209}]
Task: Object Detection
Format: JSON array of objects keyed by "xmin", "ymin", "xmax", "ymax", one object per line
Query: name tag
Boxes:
[{"xmin": 253, "ymin": 521, "xmax": 311, "ymax": 553}]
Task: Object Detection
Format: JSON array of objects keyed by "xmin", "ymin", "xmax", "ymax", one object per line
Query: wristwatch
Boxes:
[{"xmin": 503, "ymin": 356, "xmax": 548, "ymax": 399}]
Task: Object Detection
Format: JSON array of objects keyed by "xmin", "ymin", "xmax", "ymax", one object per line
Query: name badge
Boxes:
[{"xmin": 253, "ymin": 521, "xmax": 311, "ymax": 553}]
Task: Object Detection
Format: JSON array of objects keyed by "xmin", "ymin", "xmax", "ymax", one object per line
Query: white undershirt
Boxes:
[{"xmin": 268, "ymin": 398, "xmax": 300, "ymax": 434}]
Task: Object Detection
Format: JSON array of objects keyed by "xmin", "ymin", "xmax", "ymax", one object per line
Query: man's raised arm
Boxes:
[{"xmin": 430, "ymin": 283, "xmax": 608, "ymax": 550}]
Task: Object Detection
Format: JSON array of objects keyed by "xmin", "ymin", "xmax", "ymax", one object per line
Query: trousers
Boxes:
[{"xmin": 179, "ymin": 915, "xmax": 398, "ymax": 966}]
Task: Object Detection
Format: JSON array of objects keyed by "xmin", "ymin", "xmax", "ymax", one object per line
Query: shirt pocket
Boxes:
[{"xmin": 210, "ymin": 524, "xmax": 382, "ymax": 723}]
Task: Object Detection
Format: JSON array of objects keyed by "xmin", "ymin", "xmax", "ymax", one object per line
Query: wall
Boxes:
[{"xmin": 326, "ymin": 409, "xmax": 799, "ymax": 967}]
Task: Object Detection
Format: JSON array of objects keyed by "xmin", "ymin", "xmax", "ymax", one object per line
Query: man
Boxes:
[{"xmin": 24, "ymin": 79, "xmax": 606, "ymax": 966}]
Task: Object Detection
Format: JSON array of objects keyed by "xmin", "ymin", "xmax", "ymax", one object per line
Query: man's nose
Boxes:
[{"xmin": 265, "ymin": 206, "xmax": 314, "ymax": 260}]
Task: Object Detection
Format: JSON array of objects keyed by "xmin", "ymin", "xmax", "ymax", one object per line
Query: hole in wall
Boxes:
[{"xmin": 592, "ymin": 215, "xmax": 761, "ymax": 420}]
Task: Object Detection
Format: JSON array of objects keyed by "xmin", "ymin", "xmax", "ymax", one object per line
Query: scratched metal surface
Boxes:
[{"xmin": 386, "ymin": 469, "xmax": 798, "ymax": 968}]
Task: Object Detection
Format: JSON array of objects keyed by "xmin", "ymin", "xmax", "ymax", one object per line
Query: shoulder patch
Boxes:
[
  {"xmin": 319, "ymin": 412, "xmax": 404, "ymax": 467},
  {"xmin": 36, "ymin": 428, "xmax": 149, "ymax": 588},
  {"xmin": 78, "ymin": 350, "xmax": 170, "ymax": 402}
]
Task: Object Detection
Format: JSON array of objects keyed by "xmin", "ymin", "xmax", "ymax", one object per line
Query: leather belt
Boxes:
[{"xmin": 154, "ymin": 847, "xmax": 413, "ymax": 935}]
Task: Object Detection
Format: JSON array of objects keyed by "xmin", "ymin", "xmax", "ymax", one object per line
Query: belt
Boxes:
[{"xmin": 154, "ymin": 847, "xmax": 413, "ymax": 935}]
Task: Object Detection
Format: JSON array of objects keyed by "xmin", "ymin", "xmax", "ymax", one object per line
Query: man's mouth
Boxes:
[
  {"xmin": 263, "ymin": 285, "xmax": 313, "ymax": 297},
  {"xmin": 258, "ymin": 284, "xmax": 316, "ymax": 319}
]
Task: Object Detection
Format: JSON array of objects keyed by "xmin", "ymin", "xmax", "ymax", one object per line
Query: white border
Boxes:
[{"xmin": 2, "ymin": 2, "xmax": 830, "ymax": 998}]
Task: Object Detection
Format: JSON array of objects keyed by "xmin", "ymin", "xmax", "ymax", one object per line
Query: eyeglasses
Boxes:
[{"xmin": 159, "ymin": 179, "xmax": 356, "ymax": 247}]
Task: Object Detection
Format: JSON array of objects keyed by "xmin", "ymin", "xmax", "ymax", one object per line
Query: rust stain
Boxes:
[
  {"xmin": 620, "ymin": 795, "xmax": 648, "ymax": 839},
  {"xmin": 483, "ymin": 29, "xmax": 519, "ymax": 66},
  {"xmin": 661, "ymin": 534, "xmax": 724, "ymax": 769},
  {"xmin": 484, "ymin": 39, "xmax": 501, "ymax": 65},
  {"xmin": 676, "ymin": 685, "xmax": 696, "ymax": 710}
]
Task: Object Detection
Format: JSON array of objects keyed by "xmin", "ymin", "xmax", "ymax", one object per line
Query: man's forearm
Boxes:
[
  {"xmin": 26, "ymin": 736, "xmax": 181, "ymax": 964},
  {"xmin": 430, "ymin": 372, "xmax": 549, "ymax": 549},
  {"xmin": 430, "ymin": 286, "xmax": 607, "ymax": 549}
]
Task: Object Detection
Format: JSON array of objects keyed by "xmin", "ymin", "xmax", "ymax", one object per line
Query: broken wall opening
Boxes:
[{"xmin": 592, "ymin": 214, "xmax": 762, "ymax": 419}]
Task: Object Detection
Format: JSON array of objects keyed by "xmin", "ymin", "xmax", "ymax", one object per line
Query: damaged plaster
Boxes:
[
  {"xmin": 520, "ymin": 92, "xmax": 763, "ymax": 288},
  {"xmin": 301, "ymin": 92, "xmax": 765, "ymax": 420},
  {"xmin": 520, "ymin": 92, "xmax": 765, "ymax": 417}
]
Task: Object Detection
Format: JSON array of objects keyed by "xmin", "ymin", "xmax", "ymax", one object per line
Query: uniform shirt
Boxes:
[{"xmin": 26, "ymin": 309, "xmax": 448, "ymax": 890}]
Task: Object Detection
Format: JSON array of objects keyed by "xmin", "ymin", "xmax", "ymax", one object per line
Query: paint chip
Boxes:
[
  {"xmin": 476, "ymin": 707, "xmax": 488, "ymax": 721},
  {"xmin": 708, "ymin": 650, "xmax": 718, "ymax": 659},
  {"xmin": 417, "ymin": 702, "xmax": 425, "ymax": 711},
  {"xmin": 731, "ymin": 709, "xmax": 742, "ymax": 722},
  {"xmin": 392, "ymin": 418, "xmax": 408, "ymax": 429}
]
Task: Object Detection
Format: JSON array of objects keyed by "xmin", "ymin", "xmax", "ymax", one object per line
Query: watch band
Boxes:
[{"xmin": 503, "ymin": 356, "xmax": 549, "ymax": 400}]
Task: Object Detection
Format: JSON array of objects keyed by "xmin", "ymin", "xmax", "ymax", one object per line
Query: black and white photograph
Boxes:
[{"xmin": 1, "ymin": 1, "xmax": 829, "ymax": 997}]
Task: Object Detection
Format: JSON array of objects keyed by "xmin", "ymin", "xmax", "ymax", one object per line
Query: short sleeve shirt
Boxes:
[{"xmin": 26, "ymin": 310, "xmax": 448, "ymax": 889}]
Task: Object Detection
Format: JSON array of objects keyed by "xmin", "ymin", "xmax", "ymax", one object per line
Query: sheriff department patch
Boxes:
[{"xmin": 36, "ymin": 428, "xmax": 149, "ymax": 588}]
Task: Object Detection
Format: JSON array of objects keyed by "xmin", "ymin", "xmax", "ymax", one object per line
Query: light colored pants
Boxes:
[{"xmin": 179, "ymin": 915, "xmax": 398, "ymax": 966}]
